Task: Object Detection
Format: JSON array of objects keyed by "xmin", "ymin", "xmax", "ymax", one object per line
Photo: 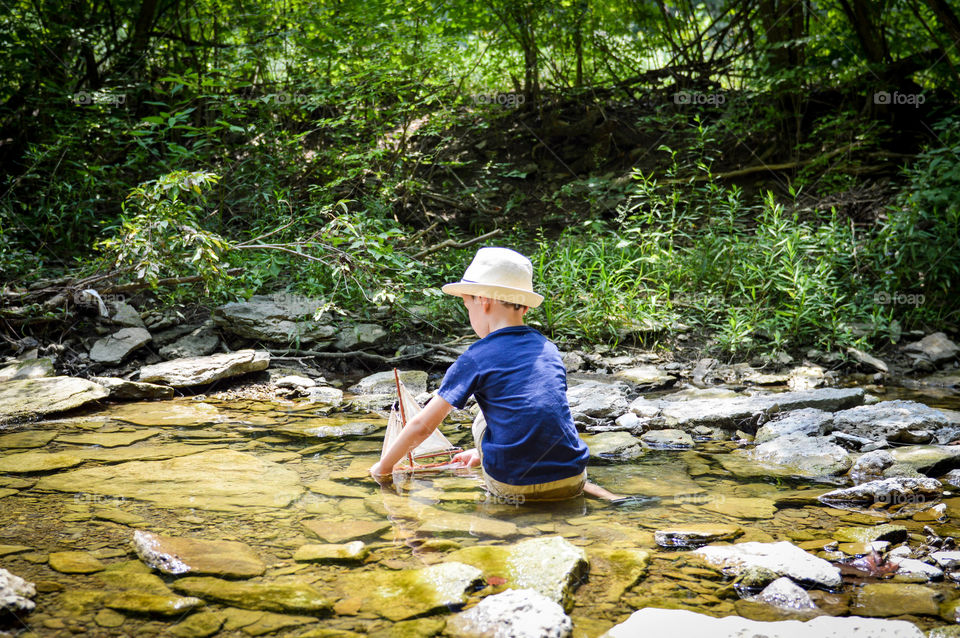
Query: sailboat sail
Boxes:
[{"xmin": 381, "ymin": 369, "xmax": 460, "ymax": 470}]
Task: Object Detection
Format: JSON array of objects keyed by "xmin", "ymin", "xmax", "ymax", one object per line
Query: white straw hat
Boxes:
[{"xmin": 441, "ymin": 246, "xmax": 544, "ymax": 308}]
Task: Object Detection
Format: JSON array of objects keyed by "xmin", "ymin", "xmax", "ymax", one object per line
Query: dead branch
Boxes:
[{"xmin": 413, "ymin": 228, "xmax": 503, "ymax": 259}]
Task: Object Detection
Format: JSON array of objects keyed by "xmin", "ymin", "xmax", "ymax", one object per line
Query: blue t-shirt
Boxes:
[{"xmin": 437, "ymin": 325, "xmax": 589, "ymax": 486}]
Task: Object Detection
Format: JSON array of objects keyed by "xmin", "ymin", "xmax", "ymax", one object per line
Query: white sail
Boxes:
[{"xmin": 381, "ymin": 372, "xmax": 457, "ymax": 466}]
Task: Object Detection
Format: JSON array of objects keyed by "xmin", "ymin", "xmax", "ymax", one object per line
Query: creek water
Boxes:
[{"xmin": 1, "ymin": 380, "xmax": 959, "ymax": 636}]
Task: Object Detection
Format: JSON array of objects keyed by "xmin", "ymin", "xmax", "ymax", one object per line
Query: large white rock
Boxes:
[
  {"xmin": 566, "ymin": 380, "xmax": 629, "ymax": 418},
  {"xmin": 602, "ymin": 608, "xmax": 924, "ymax": 638},
  {"xmin": 831, "ymin": 400, "xmax": 957, "ymax": 444},
  {"xmin": 138, "ymin": 349, "xmax": 269, "ymax": 387},
  {"xmin": 0, "ymin": 376, "xmax": 108, "ymax": 424},
  {"xmin": 446, "ymin": 588, "xmax": 572, "ymax": 638},
  {"xmin": 212, "ymin": 293, "xmax": 334, "ymax": 343},
  {"xmin": 750, "ymin": 434, "xmax": 851, "ymax": 477},
  {"xmin": 0, "ymin": 567, "xmax": 36, "ymax": 614},
  {"xmin": 693, "ymin": 541, "xmax": 842, "ymax": 588}
]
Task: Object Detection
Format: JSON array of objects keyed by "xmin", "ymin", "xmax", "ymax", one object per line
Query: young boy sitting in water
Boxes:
[{"xmin": 370, "ymin": 246, "xmax": 622, "ymax": 503}]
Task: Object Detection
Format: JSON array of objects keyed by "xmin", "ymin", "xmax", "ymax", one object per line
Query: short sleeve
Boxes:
[{"xmin": 437, "ymin": 352, "xmax": 480, "ymax": 409}]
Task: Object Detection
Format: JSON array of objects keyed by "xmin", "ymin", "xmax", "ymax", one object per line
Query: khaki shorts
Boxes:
[{"xmin": 472, "ymin": 411, "xmax": 587, "ymax": 503}]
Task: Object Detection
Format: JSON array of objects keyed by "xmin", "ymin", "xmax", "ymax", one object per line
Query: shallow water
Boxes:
[{"xmin": 1, "ymin": 381, "xmax": 959, "ymax": 636}]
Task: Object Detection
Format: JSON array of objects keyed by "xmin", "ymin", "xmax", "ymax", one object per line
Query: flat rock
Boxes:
[
  {"xmin": 104, "ymin": 591, "xmax": 203, "ymax": 616},
  {"xmin": 106, "ymin": 401, "xmax": 221, "ymax": 426},
  {"xmin": 90, "ymin": 327, "xmax": 152, "ymax": 365},
  {"xmin": 833, "ymin": 524, "xmax": 907, "ymax": 544},
  {"xmin": 170, "ymin": 611, "xmax": 224, "ymax": 637},
  {"xmin": 446, "ymin": 536, "xmax": 587, "ymax": 610},
  {"xmin": 0, "ymin": 567, "xmax": 36, "ymax": 614},
  {"xmin": 90, "ymin": 376, "xmax": 174, "ymax": 400},
  {"xmin": 305, "ymin": 386, "xmax": 344, "ymax": 407},
  {"xmin": 749, "ymin": 435, "xmax": 852, "ymax": 477},
  {"xmin": 851, "ymin": 582, "xmax": 942, "ymax": 617},
  {"xmin": 566, "ymin": 380, "xmax": 630, "ymax": 418},
  {"xmin": 0, "ymin": 430, "xmax": 58, "ymax": 449},
  {"xmin": 655, "ymin": 524, "xmax": 744, "ymax": 548},
  {"xmin": 640, "ymin": 429, "xmax": 695, "ymax": 449},
  {"xmin": 755, "ymin": 409, "xmax": 833, "ymax": 444},
  {"xmin": 133, "ymin": 531, "xmax": 265, "ymax": 578},
  {"xmin": 417, "ymin": 509, "xmax": 519, "ymax": 539},
  {"xmin": 293, "ymin": 541, "xmax": 368, "ymax": 563},
  {"xmin": 581, "ymin": 432, "xmax": 643, "ymax": 462},
  {"xmin": 628, "ymin": 388, "xmax": 864, "ymax": 430},
  {"xmin": 0, "ymin": 451, "xmax": 85, "ymax": 473},
  {"xmin": 888, "ymin": 445, "xmax": 960, "ymax": 474},
  {"xmin": 0, "ymin": 357, "xmax": 54, "ymax": 382},
  {"xmin": 0, "ymin": 376, "xmax": 109, "ymax": 424},
  {"xmin": 614, "ymin": 365, "xmax": 675, "ymax": 389},
  {"xmin": 305, "ymin": 479, "xmax": 372, "ymax": 499},
  {"xmin": 693, "ymin": 541, "xmax": 842, "ymax": 588},
  {"xmin": 139, "ymin": 350, "xmax": 269, "ymax": 388},
  {"xmin": 347, "ymin": 370, "xmax": 428, "ymax": 396},
  {"xmin": 702, "ymin": 497, "xmax": 776, "ymax": 520},
  {"xmin": 446, "ymin": 588, "xmax": 573, "ymax": 638},
  {"xmin": 37, "ymin": 450, "xmax": 303, "ymax": 511},
  {"xmin": 48, "ymin": 551, "xmax": 105, "ymax": 574},
  {"xmin": 172, "ymin": 577, "xmax": 332, "ymax": 614},
  {"xmin": 58, "ymin": 429, "xmax": 160, "ymax": 448},
  {"xmin": 334, "ymin": 323, "xmax": 388, "ymax": 351},
  {"xmin": 831, "ymin": 400, "xmax": 957, "ymax": 444},
  {"xmin": 212, "ymin": 294, "xmax": 335, "ymax": 344},
  {"xmin": 339, "ymin": 562, "xmax": 482, "ymax": 621},
  {"xmin": 602, "ymin": 608, "xmax": 925, "ymax": 637},
  {"xmin": 301, "ymin": 519, "xmax": 392, "ymax": 543},
  {"xmin": 274, "ymin": 418, "xmax": 382, "ymax": 439},
  {"xmin": 583, "ymin": 548, "xmax": 650, "ymax": 602}
]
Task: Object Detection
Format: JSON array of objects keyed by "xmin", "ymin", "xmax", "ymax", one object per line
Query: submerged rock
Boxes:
[
  {"xmin": 171, "ymin": 577, "xmax": 332, "ymax": 614},
  {"xmin": 417, "ymin": 509, "xmax": 519, "ymax": 539},
  {"xmin": 139, "ymin": 349, "xmax": 269, "ymax": 388},
  {"xmin": 0, "ymin": 567, "xmax": 36, "ymax": 614},
  {"xmin": 274, "ymin": 418, "xmax": 382, "ymax": 439},
  {"xmin": 446, "ymin": 536, "xmax": 588, "ymax": 610},
  {"xmin": 0, "ymin": 450, "xmax": 85, "ymax": 473},
  {"xmin": 851, "ymin": 582, "xmax": 942, "ymax": 617},
  {"xmin": 58, "ymin": 429, "xmax": 159, "ymax": 448},
  {"xmin": 446, "ymin": 588, "xmax": 573, "ymax": 638},
  {"xmin": 293, "ymin": 541, "xmax": 369, "ymax": 564},
  {"xmin": 693, "ymin": 541, "xmax": 842, "ymax": 589},
  {"xmin": 749, "ymin": 435, "xmax": 852, "ymax": 477},
  {"xmin": 0, "ymin": 430, "xmax": 57, "ymax": 449},
  {"xmin": 340, "ymin": 562, "xmax": 483, "ymax": 621},
  {"xmin": 106, "ymin": 400, "xmax": 221, "ymax": 426},
  {"xmin": 37, "ymin": 450, "xmax": 304, "ymax": 511},
  {"xmin": 133, "ymin": 531, "xmax": 265, "ymax": 578},
  {"xmin": 640, "ymin": 429, "xmax": 695, "ymax": 449},
  {"xmin": 104, "ymin": 591, "xmax": 203, "ymax": 616},
  {"xmin": 581, "ymin": 431, "xmax": 643, "ymax": 462},
  {"xmin": 655, "ymin": 524, "xmax": 744, "ymax": 548},
  {"xmin": 602, "ymin": 608, "xmax": 925, "ymax": 638},
  {"xmin": 0, "ymin": 376, "xmax": 109, "ymax": 424},
  {"xmin": 48, "ymin": 551, "xmax": 105, "ymax": 574}
]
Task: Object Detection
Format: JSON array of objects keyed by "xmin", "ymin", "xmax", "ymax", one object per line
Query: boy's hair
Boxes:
[{"xmin": 468, "ymin": 294, "xmax": 528, "ymax": 312}]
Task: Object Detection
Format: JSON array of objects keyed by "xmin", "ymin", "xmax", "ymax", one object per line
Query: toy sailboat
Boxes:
[{"xmin": 381, "ymin": 369, "xmax": 461, "ymax": 473}]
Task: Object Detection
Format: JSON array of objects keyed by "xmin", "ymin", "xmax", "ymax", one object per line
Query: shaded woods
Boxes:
[{"xmin": 1, "ymin": 0, "xmax": 958, "ymax": 356}]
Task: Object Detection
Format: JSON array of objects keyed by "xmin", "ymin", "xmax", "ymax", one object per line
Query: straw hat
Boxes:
[{"xmin": 441, "ymin": 247, "xmax": 544, "ymax": 308}]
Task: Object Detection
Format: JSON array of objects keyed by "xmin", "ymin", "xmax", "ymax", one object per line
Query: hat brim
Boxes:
[{"xmin": 442, "ymin": 282, "xmax": 544, "ymax": 309}]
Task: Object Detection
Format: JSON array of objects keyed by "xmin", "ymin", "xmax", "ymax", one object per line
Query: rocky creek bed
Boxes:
[{"xmin": 1, "ymin": 310, "xmax": 960, "ymax": 637}]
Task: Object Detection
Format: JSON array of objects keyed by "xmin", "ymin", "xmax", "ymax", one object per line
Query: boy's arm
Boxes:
[{"xmin": 370, "ymin": 394, "xmax": 454, "ymax": 479}]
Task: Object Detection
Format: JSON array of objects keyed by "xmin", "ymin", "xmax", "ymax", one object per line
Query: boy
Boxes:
[{"xmin": 370, "ymin": 246, "xmax": 622, "ymax": 502}]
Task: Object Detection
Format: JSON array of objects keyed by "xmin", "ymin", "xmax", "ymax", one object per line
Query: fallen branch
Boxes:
[
  {"xmin": 101, "ymin": 268, "xmax": 244, "ymax": 294},
  {"xmin": 413, "ymin": 228, "xmax": 503, "ymax": 259},
  {"xmin": 659, "ymin": 143, "xmax": 864, "ymax": 184}
]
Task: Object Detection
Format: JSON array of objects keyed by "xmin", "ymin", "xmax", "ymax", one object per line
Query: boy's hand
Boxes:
[
  {"xmin": 369, "ymin": 461, "xmax": 394, "ymax": 484},
  {"xmin": 452, "ymin": 448, "xmax": 481, "ymax": 468}
]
